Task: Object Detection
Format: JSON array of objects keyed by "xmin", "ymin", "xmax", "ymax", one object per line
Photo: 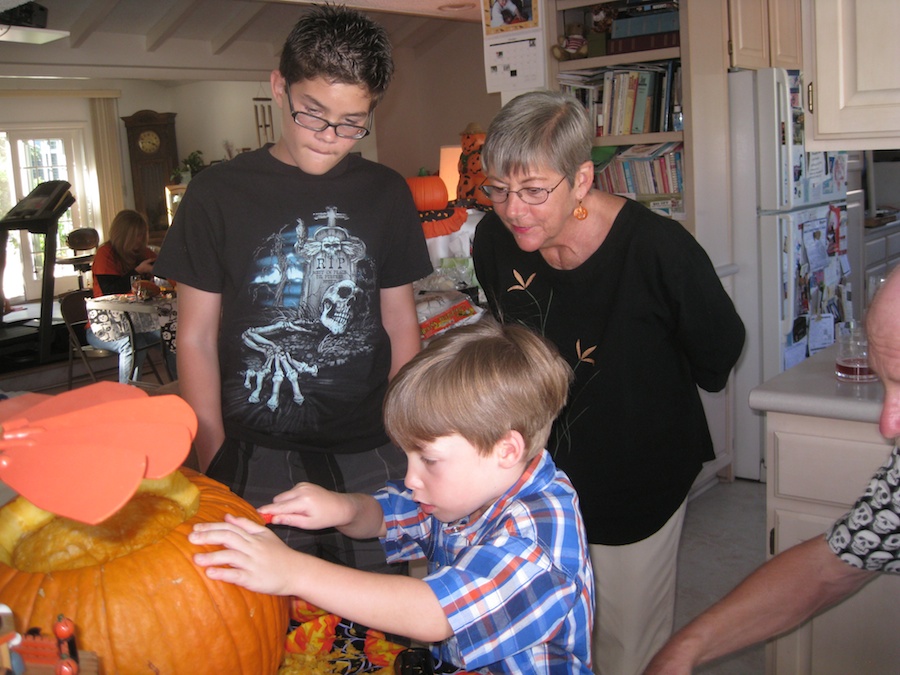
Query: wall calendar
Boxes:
[
  {"xmin": 482, "ymin": 0, "xmax": 545, "ymax": 94},
  {"xmin": 483, "ymin": 30, "xmax": 546, "ymax": 94}
]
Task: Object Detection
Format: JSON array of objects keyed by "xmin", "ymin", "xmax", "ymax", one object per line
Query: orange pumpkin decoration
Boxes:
[
  {"xmin": 406, "ymin": 170, "xmax": 449, "ymax": 212},
  {"xmin": 0, "ymin": 468, "xmax": 289, "ymax": 675},
  {"xmin": 457, "ymin": 123, "xmax": 491, "ymax": 207}
]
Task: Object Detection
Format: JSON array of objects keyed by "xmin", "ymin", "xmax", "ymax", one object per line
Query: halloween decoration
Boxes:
[
  {"xmin": 457, "ymin": 123, "xmax": 491, "ymax": 208},
  {"xmin": 406, "ymin": 170, "xmax": 449, "ymax": 212}
]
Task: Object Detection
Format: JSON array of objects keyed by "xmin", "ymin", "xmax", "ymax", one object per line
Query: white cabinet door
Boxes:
[
  {"xmin": 803, "ymin": 0, "xmax": 900, "ymax": 150},
  {"xmin": 729, "ymin": 0, "xmax": 770, "ymax": 69},
  {"xmin": 729, "ymin": 0, "xmax": 801, "ymax": 70},
  {"xmin": 768, "ymin": 0, "xmax": 801, "ymax": 69}
]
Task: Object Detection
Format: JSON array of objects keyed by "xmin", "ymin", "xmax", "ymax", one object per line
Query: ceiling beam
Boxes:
[
  {"xmin": 68, "ymin": 0, "xmax": 119, "ymax": 48},
  {"xmin": 211, "ymin": 2, "xmax": 268, "ymax": 55},
  {"xmin": 145, "ymin": 0, "xmax": 204, "ymax": 52}
]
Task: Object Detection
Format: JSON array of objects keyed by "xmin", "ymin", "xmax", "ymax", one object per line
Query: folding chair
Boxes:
[{"xmin": 59, "ymin": 289, "xmax": 115, "ymax": 389}]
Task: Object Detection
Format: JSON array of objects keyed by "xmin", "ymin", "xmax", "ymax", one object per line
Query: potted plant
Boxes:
[{"xmin": 170, "ymin": 150, "xmax": 204, "ymax": 185}]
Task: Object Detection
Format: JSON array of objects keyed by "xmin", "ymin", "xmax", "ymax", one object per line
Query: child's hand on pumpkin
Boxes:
[
  {"xmin": 190, "ymin": 514, "xmax": 299, "ymax": 596},
  {"xmin": 258, "ymin": 481, "xmax": 356, "ymax": 530}
]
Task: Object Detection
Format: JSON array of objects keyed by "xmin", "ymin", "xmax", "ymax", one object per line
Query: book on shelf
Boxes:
[
  {"xmin": 620, "ymin": 71, "xmax": 640, "ymax": 136},
  {"xmin": 607, "ymin": 30, "xmax": 679, "ymax": 55},
  {"xmin": 634, "ymin": 192, "xmax": 684, "ymax": 219},
  {"xmin": 595, "ymin": 143, "xmax": 683, "ymax": 199},
  {"xmin": 561, "ymin": 81, "xmax": 605, "ymax": 136},
  {"xmin": 657, "ymin": 59, "xmax": 675, "ymax": 131},
  {"xmin": 630, "ymin": 71, "xmax": 654, "ymax": 134},
  {"xmin": 611, "ymin": 10, "xmax": 679, "ymax": 38},
  {"xmin": 558, "ymin": 59, "xmax": 678, "ymax": 138},
  {"xmin": 619, "ymin": 0, "xmax": 679, "ymax": 12}
]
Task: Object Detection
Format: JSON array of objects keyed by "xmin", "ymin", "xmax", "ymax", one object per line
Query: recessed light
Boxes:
[{"xmin": 438, "ymin": 3, "xmax": 476, "ymax": 11}]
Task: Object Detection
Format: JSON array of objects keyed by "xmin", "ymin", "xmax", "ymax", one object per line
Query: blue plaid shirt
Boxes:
[{"xmin": 376, "ymin": 450, "xmax": 594, "ymax": 673}]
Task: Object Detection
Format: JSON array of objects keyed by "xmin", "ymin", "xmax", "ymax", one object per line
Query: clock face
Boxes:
[{"xmin": 138, "ymin": 130, "xmax": 161, "ymax": 154}]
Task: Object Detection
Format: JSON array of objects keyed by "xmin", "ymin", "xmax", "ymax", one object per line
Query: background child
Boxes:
[
  {"xmin": 190, "ymin": 320, "xmax": 595, "ymax": 673},
  {"xmin": 155, "ymin": 4, "xmax": 431, "ymax": 573}
]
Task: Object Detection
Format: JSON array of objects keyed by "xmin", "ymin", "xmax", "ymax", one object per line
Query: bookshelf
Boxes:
[{"xmin": 547, "ymin": 0, "xmax": 731, "ymax": 251}]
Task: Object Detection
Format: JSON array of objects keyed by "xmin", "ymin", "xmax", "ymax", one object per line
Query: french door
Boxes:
[{"xmin": 0, "ymin": 127, "xmax": 86, "ymax": 303}]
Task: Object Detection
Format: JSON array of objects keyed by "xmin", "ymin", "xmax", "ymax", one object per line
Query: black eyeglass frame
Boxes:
[
  {"xmin": 479, "ymin": 176, "xmax": 568, "ymax": 205},
  {"xmin": 284, "ymin": 84, "xmax": 371, "ymax": 140}
]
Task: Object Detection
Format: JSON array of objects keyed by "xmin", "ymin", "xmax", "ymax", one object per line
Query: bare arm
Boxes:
[
  {"xmin": 380, "ymin": 284, "xmax": 421, "ymax": 380},
  {"xmin": 191, "ymin": 516, "xmax": 452, "ymax": 642},
  {"xmin": 644, "ymin": 536, "xmax": 876, "ymax": 674},
  {"xmin": 175, "ymin": 283, "xmax": 224, "ymax": 471},
  {"xmin": 260, "ymin": 482, "xmax": 388, "ymax": 540}
]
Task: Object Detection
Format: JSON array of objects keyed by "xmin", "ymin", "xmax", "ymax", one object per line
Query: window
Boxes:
[{"xmin": 0, "ymin": 125, "xmax": 96, "ymax": 302}]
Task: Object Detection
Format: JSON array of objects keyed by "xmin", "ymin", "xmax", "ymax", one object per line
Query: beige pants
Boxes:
[{"xmin": 590, "ymin": 499, "xmax": 688, "ymax": 675}]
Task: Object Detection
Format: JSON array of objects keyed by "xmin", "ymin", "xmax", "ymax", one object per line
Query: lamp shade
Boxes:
[{"xmin": 439, "ymin": 145, "xmax": 462, "ymax": 198}]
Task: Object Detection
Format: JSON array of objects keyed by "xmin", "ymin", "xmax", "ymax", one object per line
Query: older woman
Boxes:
[{"xmin": 472, "ymin": 90, "xmax": 745, "ymax": 675}]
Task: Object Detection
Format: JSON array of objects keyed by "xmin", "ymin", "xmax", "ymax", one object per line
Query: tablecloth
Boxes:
[{"xmin": 86, "ymin": 294, "xmax": 178, "ymax": 354}]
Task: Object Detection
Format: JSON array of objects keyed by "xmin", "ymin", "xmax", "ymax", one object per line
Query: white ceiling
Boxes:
[
  {"xmin": 0, "ymin": 0, "xmax": 484, "ymax": 81},
  {"xmin": 1, "ymin": 0, "xmax": 480, "ymax": 48}
]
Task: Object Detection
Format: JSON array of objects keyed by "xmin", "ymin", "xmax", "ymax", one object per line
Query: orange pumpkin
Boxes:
[
  {"xmin": 406, "ymin": 171, "xmax": 449, "ymax": 211},
  {"xmin": 0, "ymin": 468, "xmax": 289, "ymax": 675}
]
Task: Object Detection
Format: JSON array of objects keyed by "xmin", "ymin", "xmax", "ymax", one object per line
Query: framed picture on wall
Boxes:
[{"xmin": 483, "ymin": 0, "xmax": 539, "ymax": 37}]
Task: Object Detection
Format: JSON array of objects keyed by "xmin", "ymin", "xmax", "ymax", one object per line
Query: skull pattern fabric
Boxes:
[{"xmin": 827, "ymin": 445, "xmax": 900, "ymax": 573}]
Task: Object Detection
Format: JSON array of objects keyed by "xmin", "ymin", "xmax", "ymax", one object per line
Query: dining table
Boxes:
[{"xmin": 85, "ymin": 292, "xmax": 178, "ymax": 355}]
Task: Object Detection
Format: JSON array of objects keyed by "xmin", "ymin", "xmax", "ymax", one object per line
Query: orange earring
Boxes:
[{"xmin": 574, "ymin": 202, "xmax": 588, "ymax": 220}]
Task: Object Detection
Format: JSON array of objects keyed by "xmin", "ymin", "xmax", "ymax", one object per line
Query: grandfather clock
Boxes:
[{"xmin": 121, "ymin": 110, "xmax": 178, "ymax": 239}]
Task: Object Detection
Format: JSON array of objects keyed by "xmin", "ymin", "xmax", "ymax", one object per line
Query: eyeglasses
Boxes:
[
  {"xmin": 479, "ymin": 176, "xmax": 567, "ymax": 205},
  {"xmin": 284, "ymin": 86, "xmax": 371, "ymax": 140}
]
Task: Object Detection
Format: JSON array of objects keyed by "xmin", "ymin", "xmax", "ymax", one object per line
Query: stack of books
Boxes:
[
  {"xmin": 606, "ymin": 1, "xmax": 680, "ymax": 56},
  {"xmin": 595, "ymin": 141, "xmax": 684, "ymax": 217},
  {"xmin": 560, "ymin": 59, "xmax": 680, "ymax": 138}
]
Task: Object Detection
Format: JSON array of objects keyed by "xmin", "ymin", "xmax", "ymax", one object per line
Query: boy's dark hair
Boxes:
[
  {"xmin": 279, "ymin": 4, "xmax": 394, "ymax": 107},
  {"xmin": 383, "ymin": 319, "xmax": 573, "ymax": 460}
]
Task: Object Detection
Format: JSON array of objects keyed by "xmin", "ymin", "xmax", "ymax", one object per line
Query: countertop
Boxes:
[{"xmin": 749, "ymin": 344, "xmax": 884, "ymax": 424}]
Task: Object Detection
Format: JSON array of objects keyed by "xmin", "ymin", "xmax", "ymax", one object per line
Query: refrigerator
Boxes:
[{"xmin": 730, "ymin": 68, "xmax": 850, "ymax": 480}]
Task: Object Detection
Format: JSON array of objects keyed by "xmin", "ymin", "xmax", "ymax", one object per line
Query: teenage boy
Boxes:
[
  {"xmin": 154, "ymin": 4, "xmax": 431, "ymax": 572},
  {"xmin": 190, "ymin": 320, "xmax": 595, "ymax": 673}
]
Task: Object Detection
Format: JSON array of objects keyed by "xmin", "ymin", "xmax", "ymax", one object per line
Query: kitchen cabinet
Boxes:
[
  {"xmin": 863, "ymin": 219, "xmax": 900, "ymax": 307},
  {"xmin": 728, "ymin": 0, "xmax": 802, "ymax": 70},
  {"xmin": 801, "ymin": 0, "xmax": 900, "ymax": 151},
  {"xmin": 750, "ymin": 348, "xmax": 900, "ymax": 674}
]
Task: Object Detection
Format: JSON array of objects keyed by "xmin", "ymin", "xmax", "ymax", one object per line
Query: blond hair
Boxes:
[{"xmin": 384, "ymin": 319, "xmax": 573, "ymax": 460}]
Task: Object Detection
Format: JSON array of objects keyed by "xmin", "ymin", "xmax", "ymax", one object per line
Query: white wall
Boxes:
[{"xmin": 377, "ymin": 22, "xmax": 502, "ymax": 178}]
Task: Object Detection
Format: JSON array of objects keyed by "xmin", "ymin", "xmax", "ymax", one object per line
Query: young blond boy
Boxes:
[{"xmin": 190, "ymin": 320, "xmax": 595, "ymax": 673}]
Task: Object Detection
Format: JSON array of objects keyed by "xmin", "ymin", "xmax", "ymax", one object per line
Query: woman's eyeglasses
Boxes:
[{"xmin": 479, "ymin": 176, "xmax": 567, "ymax": 205}]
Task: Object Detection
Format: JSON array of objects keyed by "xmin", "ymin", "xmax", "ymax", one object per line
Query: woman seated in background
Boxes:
[{"xmin": 86, "ymin": 209, "xmax": 173, "ymax": 383}]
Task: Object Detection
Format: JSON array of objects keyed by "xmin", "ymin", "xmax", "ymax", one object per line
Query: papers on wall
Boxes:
[
  {"xmin": 482, "ymin": 0, "xmax": 545, "ymax": 94},
  {"xmin": 483, "ymin": 29, "xmax": 546, "ymax": 93}
]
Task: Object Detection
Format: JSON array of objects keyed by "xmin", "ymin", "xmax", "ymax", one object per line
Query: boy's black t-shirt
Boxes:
[{"xmin": 155, "ymin": 146, "xmax": 432, "ymax": 453}]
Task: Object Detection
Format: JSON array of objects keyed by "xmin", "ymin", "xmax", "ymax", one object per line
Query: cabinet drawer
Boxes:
[
  {"xmin": 772, "ymin": 430, "xmax": 891, "ymax": 507},
  {"xmin": 866, "ymin": 236, "xmax": 887, "ymax": 264},
  {"xmin": 889, "ymin": 231, "xmax": 900, "ymax": 257}
]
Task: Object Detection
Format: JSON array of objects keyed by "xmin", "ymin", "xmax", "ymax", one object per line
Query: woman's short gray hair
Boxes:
[{"xmin": 482, "ymin": 90, "xmax": 593, "ymax": 183}]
